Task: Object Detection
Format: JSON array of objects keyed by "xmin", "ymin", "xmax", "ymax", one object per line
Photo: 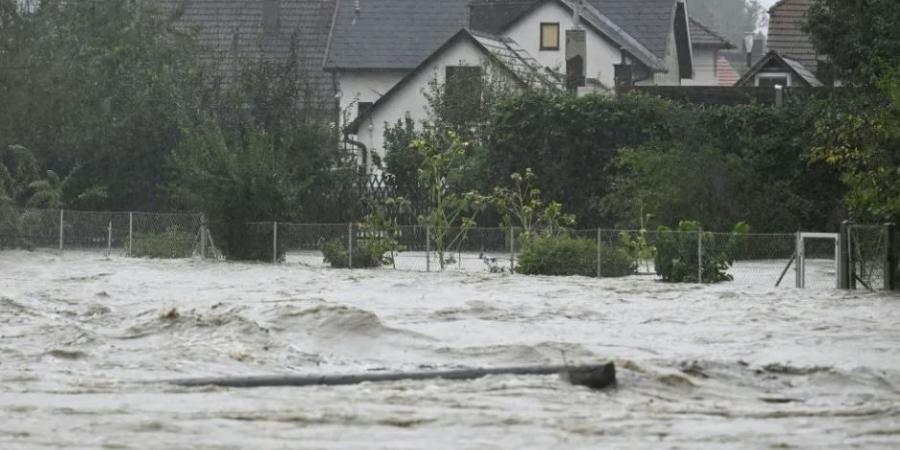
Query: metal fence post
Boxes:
[
  {"xmin": 838, "ymin": 221, "xmax": 851, "ymax": 289},
  {"xmin": 128, "ymin": 212, "xmax": 134, "ymax": 257},
  {"xmin": 273, "ymin": 221, "xmax": 278, "ymax": 264},
  {"xmin": 697, "ymin": 229, "xmax": 703, "ymax": 284},
  {"xmin": 885, "ymin": 223, "xmax": 896, "ymax": 291},
  {"xmin": 347, "ymin": 222, "xmax": 353, "ymax": 269},
  {"xmin": 58, "ymin": 209, "xmax": 64, "ymax": 253},
  {"xmin": 795, "ymin": 231, "xmax": 803, "ymax": 289},
  {"xmin": 106, "ymin": 221, "xmax": 112, "ymax": 257},
  {"xmin": 199, "ymin": 214, "xmax": 207, "ymax": 259},
  {"xmin": 597, "ymin": 229, "xmax": 603, "ymax": 278},
  {"xmin": 425, "ymin": 225, "xmax": 431, "ymax": 272},
  {"xmin": 509, "ymin": 225, "xmax": 515, "ymax": 272}
]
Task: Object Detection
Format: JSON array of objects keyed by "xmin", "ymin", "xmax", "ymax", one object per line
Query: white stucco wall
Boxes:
[
  {"xmin": 336, "ymin": 70, "xmax": 407, "ymax": 125},
  {"xmin": 682, "ymin": 48, "xmax": 717, "ymax": 85},
  {"xmin": 352, "ymin": 38, "xmax": 500, "ymax": 164},
  {"xmin": 503, "ymin": 2, "xmax": 622, "ymax": 88}
]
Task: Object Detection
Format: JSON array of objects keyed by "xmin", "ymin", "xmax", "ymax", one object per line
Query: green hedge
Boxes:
[
  {"xmin": 516, "ymin": 235, "xmax": 636, "ymax": 277},
  {"xmin": 321, "ymin": 238, "xmax": 391, "ymax": 269},
  {"xmin": 131, "ymin": 230, "xmax": 194, "ymax": 259}
]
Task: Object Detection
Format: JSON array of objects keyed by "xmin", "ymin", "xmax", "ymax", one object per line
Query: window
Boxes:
[
  {"xmin": 540, "ymin": 23, "xmax": 560, "ymax": 51},
  {"xmin": 444, "ymin": 66, "xmax": 483, "ymax": 125},
  {"xmin": 756, "ymin": 73, "xmax": 791, "ymax": 88},
  {"xmin": 357, "ymin": 102, "xmax": 373, "ymax": 118}
]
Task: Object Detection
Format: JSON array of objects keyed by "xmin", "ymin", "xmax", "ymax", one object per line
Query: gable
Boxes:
[{"xmin": 767, "ymin": 0, "xmax": 818, "ymax": 74}]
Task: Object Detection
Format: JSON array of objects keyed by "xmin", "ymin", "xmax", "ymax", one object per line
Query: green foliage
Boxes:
[
  {"xmin": 654, "ymin": 221, "xmax": 748, "ymax": 284},
  {"xmin": 489, "ymin": 168, "xmax": 575, "ymax": 242},
  {"xmin": 812, "ymin": 69, "xmax": 900, "ymax": 224},
  {"xmin": 516, "ymin": 234, "xmax": 636, "ymax": 277},
  {"xmin": 413, "ymin": 129, "xmax": 485, "ymax": 270},
  {"xmin": 360, "ymin": 198, "xmax": 409, "ymax": 269},
  {"xmin": 807, "ymin": 0, "xmax": 900, "ymax": 86},
  {"xmin": 131, "ymin": 230, "xmax": 194, "ymax": 259},
  {"xmin": 321, "ymin": 237, "xmax": 390, "ymax": 269}
]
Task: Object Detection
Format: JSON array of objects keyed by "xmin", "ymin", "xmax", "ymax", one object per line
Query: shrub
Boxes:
[
  {"xmin": 131, "ymin": 230, "xmax": 194, "ymax": 259},
  {"xmin": 516, "ymin": 235, "xmax": 636, "ymax": 277},
  {"xmin": 654, "ymin": 221, "xmax": 747, "ymax": 283},
  {"xmin": 321, "ymin": 238, "xmax": 391, "ymax": 269}
]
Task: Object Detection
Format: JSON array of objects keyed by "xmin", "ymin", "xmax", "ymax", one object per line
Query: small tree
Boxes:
[
  {"xmin": 489, "ymin": 168, "xmax": 574, "ymax": 243},
  {"xmin": 413, "ymin": 129, "xmax": 484, "ymax": 270}
]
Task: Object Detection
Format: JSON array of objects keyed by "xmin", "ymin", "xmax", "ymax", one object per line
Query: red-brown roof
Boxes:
[{"xmin": 716, "ymin": 55, "xmax": 740, "ymax": 86}]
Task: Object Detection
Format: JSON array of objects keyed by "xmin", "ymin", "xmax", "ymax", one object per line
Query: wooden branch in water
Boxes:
[{"xmin": 164, "ymin": 363, "xmax": 616, "ymax": 390}]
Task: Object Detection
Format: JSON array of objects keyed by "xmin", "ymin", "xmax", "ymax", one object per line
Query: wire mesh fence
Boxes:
[{"xmin": 1, "ymin": 207, "xmax": 895, "ymax": 290}]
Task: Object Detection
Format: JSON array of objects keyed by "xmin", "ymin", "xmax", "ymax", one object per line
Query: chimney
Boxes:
[
  {"xmin": 262, "ymin": 0, "xmax": 280, "ymax": 35},
  {"xmin": 566, "ymin": 28, "xmax": 587, "ymax": 92},
  {"xmin": 743, "ymin": 33, "xmax": 755, "ymax": 68}
]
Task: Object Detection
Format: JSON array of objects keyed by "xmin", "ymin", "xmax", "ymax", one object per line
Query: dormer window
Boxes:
[{"xmin": 540, "ymin": 23, "xmax": 560, "ymax": 51}]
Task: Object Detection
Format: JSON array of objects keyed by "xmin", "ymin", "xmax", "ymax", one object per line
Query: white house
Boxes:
[
  {"xmin": 160, "ymin": 0, "xmax": 733, "ymax": 168},
  {"xmin": 323, "ymin": 0, "xmax": 730, "ymax": 167}
]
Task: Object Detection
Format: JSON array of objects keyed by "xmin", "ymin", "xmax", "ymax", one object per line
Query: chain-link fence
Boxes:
[
  {"xmin": 1, "ymin": 207, "xmax": 203, "ymax": 257},
  {"xmin": 3, "ymin": 207, "xmax": 896, "ymax": 290}
]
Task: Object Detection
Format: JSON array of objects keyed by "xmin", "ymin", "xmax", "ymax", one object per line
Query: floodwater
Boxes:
[{"xmin": 1, "ymin": 251, "xmax": 898, "ymax": 449}]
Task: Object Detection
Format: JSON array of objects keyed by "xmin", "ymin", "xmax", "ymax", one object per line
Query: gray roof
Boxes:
[
  {"xmin": 689, "ymin": 17, "xmax": 733, "ymax": 48},
  {"xmin": 585, "ymin": 0, "xmax": 676, "ymax": 60},
  {"xmin": 324, "ymin": 0, "xmax": 471, "ymax": 70},
  {"xmin": 348, "ymin": 29, "xmax": 560, "ymax": 133},
  {"xmin": 160, "ymin": 0, "xmax": 338, "ymax": 110}
]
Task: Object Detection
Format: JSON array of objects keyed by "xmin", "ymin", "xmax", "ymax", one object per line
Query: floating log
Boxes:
[{"xmin": 164, "ymin": 362, "xmax": 616, "ymax": 390}]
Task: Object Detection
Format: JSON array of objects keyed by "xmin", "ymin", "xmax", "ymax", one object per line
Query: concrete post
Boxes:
[{"xmin": 106, "ymin": 221, "xmax": 112, "ymax": 257}]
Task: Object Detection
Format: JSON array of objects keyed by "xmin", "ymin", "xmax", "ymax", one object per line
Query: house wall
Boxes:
[
  {"xmin": 353, "ymin": 39, "xmax": 508, "ymax": 164},
  {"xmin": 502, "ymin": 1, "xmax": 622, "ymax": 88},
  {"xmin": 336, "ymin": 70, "xmax": 407, "ymax": 124},
  {"xmin": 682, "ymin": 48, "xmax": 717, "ymax": 86}
]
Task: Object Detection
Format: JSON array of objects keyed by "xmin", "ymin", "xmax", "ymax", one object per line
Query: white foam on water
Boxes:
[{"xmin": 1, "ymin": 250, "xmax": 898, "ymax": 449}]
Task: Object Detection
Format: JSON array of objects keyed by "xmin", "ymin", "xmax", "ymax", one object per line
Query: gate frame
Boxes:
[{"xmin": 795, "ymin": 232, "xmax": 840, "ymax": 289}]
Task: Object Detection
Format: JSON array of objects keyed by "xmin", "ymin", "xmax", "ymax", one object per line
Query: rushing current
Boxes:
[{"xmin": 1, "ymin": 250, "xmax": 899, "ymax": 449}]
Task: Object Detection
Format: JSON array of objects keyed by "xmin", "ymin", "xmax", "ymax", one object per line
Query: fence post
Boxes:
[
  {"xmin": 347, "ymin": 222, "xmax": 353, "ymax": 269},
  {"xmin": 273, "ymin": 221, "xmax": 278, "ymax": 264},
  {"xmin": 106, "ymin": 221, "xmax": 112, "ymax": 257},
  {"xmin": 58, "ymin": 209, "xmax": 64, "ymax": 253},
  {"xmin": 885, "ymin": 223, "xmax": 896, "ymax": 291},
  {"xmin": 697, "ymin": 229, "xmax": 703, "ymax": 284},
  {"xmin": 425, "ymin": 225, "xmax": 431, "ymax": 272},
  {"xmin": 128, "ymin": 212, "xmax": 134, "ymax": 257},
  {"xmin": 199, "ymin": 214, "xmax": 207, "ymax": 259},
  {"xmin": 795, "ymin": 231, "xmax": 804, "ymax": 289},
  {"xmin": 509, "ymin": 226, "xmax": 515, "ymax": 272},
  {"xmin": 838, "ymin": 221, "xmax": 851, "ymax": 289},
  {"xmin": 597, "ymin": 229, "xmax": 602, "ymax": 278}
]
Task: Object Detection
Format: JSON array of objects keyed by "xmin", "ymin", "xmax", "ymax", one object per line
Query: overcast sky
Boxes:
[{"xmin": 760, "ymin": 0, "xmax": 778, "ymax": 9}]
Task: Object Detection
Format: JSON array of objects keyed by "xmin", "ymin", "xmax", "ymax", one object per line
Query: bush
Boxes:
[
  {"xmin": 321, "ymin": 238, "xmax": 391, "ymax": 269},
  {"xmin": 654, "ymin": 221, "xmax": 746, "ymax": 283},
  {"xmin": 516, "ymin": 235, "xmax": 636, "ymax": 277},
  {"xmin": 131, "ymin": 230, "xmax": 194, "ymax": 259}
]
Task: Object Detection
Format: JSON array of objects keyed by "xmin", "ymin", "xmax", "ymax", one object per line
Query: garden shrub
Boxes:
[
  {"xmin": 654, "ymin": 221, "xmax": 746, "ymax": 283},
  {"xmin": 516, "ymin": 234, "xmax": 636, "ymax": 277},
  {"xmin": 321, "ymin": 238, "xmax": 391, "ymax": 269},
  {"xmin": 131, "ymin": 230, "xmax": 194, "ymax": 259}
]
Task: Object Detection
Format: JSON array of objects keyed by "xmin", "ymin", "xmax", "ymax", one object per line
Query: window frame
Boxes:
[
  {"xmin": 755, "ymin": 72, "xmax": 792, "ymax": 87},
  {"xmin": 540, "ymin": 22, "xmax": 560, "ymax": 51}
]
